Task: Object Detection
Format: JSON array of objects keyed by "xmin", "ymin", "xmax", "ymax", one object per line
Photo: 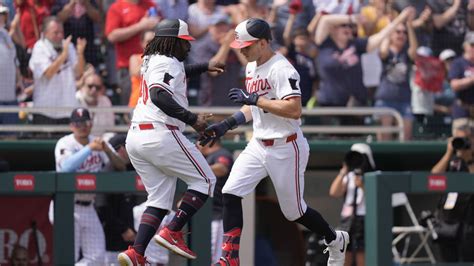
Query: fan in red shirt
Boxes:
[
  {"xmin": 105, "ymin": 0, "xmax": 160, "ymax": 105},
  {"xmin": 15, "ymin": 0, "xmax": 52, "ymax": 50}
]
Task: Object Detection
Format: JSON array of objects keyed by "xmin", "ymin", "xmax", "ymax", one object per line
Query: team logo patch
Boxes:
[
  {"xmin": 164, "ymin": 72, "xmax": 174, "ymax": 85},
  {"xmin": 288, "ymin": 78, "xmax": 298, "ymax": 90}
]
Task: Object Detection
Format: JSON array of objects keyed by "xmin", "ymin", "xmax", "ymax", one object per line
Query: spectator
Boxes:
[
  {"xmin": 313, "ymin": 0, "xmax": 362, "ymax": 15},
  {"xmin": 0, "ymin": 4, "xmax": 20, "ymax": 126},
  {"xmin": 52, "ymin": 0, "xmax": 102, "ymax": 66},
  {"xmin": 196, "ymin": 138, "xmax": 233, "ymax": 263},
  {"xmin": 154, "ymin": 0, "xmax": 188, "ymax": 20},
  {"xmin": 9, "ymin": 244, "xmax": 28, "ymax": 266},
  {"xmin": 225, "ymin": 0, "xmax": 270, "ymax": 24},
  {"xmin": 448, "ymin": 31, "xmax": 474, "ymax": 131},
  {"xmin": 274, "ymin": 0, "xmax": 314, "ymax": 45},
  {"xmin": 410, "ymin": 46, "xmax": 440, "ymax": 124},
  {"xmin": 435, "ymin": 48, "xmax": 457, "ymax": 114},
  {"xmin": 375, "ymin": 13, "xmax": 418, "ymax": 141},
  {"xmin": 283, "ymin": 12, "xmax": 318, "ymax": 107},
  {"xmin": 329, "ymin": 143, "xmax": 376, "ymax": 266},
  {"xmin": 76, "ymin": 72, "xmax": 115, "ymax": 135},
  {"xmin": 187, "ymin": 0, "xmax": 226, "ymax": 65},
  {"xmin": 105, "ymin": 0, "xmax": 159, "ymax": 105},
  {"xmin": 431, "ymin": 125, "xmax": 474, "ymax": 262},
  {"xmin": 314, "ymin": 7, "xmax": 416, "ymax": 108},
  {"xmin": 357, "ymin": 0, "xmax": 391, "ymax": 37},
  {"xmin": 128, "ymin": 30, "xmax": 154, "ymax": 108},
  {"xmin": 197, "ymin": 15, "xmax": 242, "ymax": 106},
  {"xmin": 99, "ymin": 134, "xmax": 138, "ymax": 265},
  {"xmin": 29, "ymin": 16, "xmax": 86, "ymax": 124},
  {"xmin": 54, "ymin": 107, "xmax": 126, "ymax": 264},
  {"xmin": 429, "ymin": 0, "xmax": 474, "ymax": 56},
  {"xmin": 0, "ymin": 3, "xmax": 26, "ymax": 47},
  {"xmin": 14, "ymin": 0, "xmax": 52, "ymax": 51}
]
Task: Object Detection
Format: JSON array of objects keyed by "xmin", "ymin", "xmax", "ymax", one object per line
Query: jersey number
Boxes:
[{"xmin": 139, "ymin": 78, "xmax": 149, "ymax": 104}]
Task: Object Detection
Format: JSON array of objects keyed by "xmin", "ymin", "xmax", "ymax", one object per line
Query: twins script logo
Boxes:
[
  {"xmin": 428, "ymin": 175, "xmax": 447, "ymax": 191},
  {"xmin": 245, "ymin": 77, "xmax": 272, "ymax": 94},
  {"xmin": 76, "ymin": 174, "xmax": 97, "ymax": 190},
  {"xmin": 14, "ymin": 175, "xmax": 35, "ymax": 191}
]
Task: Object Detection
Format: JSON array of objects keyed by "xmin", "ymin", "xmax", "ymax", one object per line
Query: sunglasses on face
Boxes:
[
  {"xmin": 87, "ymin": 84, "xmax": 101, "ymax": 90},
  {"xmin": 72, "ymin": 121, "xmax": 92, "ymax": 128}
]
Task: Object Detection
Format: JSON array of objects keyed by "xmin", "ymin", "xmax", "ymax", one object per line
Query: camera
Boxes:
[
  {"xmin": 451, "ymin": 137, "xmax": 471, "ymax": 150},
  {"xmin": 344, "ymin": 151, "xmax": 366, "ymax": 171}
]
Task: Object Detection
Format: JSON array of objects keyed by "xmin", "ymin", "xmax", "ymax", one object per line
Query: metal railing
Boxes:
[{"xmin": 0, "ymin": 106, "xmax": 405, "ymax": 140}]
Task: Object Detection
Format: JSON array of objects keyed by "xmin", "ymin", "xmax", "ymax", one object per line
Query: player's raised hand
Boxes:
[
  {"xmin": 192, "ymin": 113, "xmax": 213, "ymax": 133},
  {"xmin": 228, "ymin": 88, "xmax": 259, "ymax": 105}
]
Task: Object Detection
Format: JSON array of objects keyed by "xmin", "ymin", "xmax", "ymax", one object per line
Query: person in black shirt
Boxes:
[
  {"xmin": 431, "ymin": 125, "xmax": 474, "ymax": 262},
  {"xmin": 197, "ymin": 138, "xmax": 233, "ymax": 264}
]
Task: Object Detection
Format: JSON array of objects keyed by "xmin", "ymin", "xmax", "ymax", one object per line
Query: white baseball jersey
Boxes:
[
  {"xmin": 55, "ymin": 134, "xmax": 112, "ymax": 173},
  {"xmin": 245, "ymin": 53, "xmax": 302, "ymax": 139},
  {"xmin": 55, "ymin": 133, "xmax": 113, "ymax": 202},
  {"xmin": 131, "ymin": 54, "xmax": 189, "ymax": 131}
]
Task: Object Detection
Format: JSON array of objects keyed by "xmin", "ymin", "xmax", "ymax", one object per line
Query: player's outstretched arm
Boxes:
[
  {"xmin": 184, "ymin": 61, "xmax": 225, "ymax": 77},
  {"xmin": 150, "ymin": 87, "xmax": 206, "ymax": 131},
  {"xmin": 199, "ymin": 106, "xmax": 251, "ymax": 147}
]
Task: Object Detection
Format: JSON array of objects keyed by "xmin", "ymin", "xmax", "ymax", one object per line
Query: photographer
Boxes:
[
  {"xmin": 329, "ymin": 143, "xmax": 376, "ymax": 266},
  {"xmin": 431, "ymin": 125, "xmax": 474, "ymax": 262}
]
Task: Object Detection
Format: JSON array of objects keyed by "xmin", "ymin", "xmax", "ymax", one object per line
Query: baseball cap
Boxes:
[
  {"xmin": 0, "ymin": 5, "xmax": 8, "ymax": 14},
  {"xmin": 154, "ymin": 19, "xmax": 195, "ymax": 41},
  {"xmin": 465, "ymin": 31, "xmax": 474, "ymax": 44},
  {"xmin": 230, "ymin": 18, "xmax": 272, "ymax": 49},
  {"xmin": 70, "ymin": 107, "xmax": 91, "ymax": 123},
  {"xmin": 439, "ymin": 49, "xmax": 456, "ymax": 61},
  {"xmin": 416, "ymin": 46, "xmax": 432, "ymax": 57},
  {"xmin": 108, "ymin": 134, "xmax": 126, "ymax": 150},
  {"xmin": 350, "ymin": 143, "xmax": 376, "ymax": 169}
]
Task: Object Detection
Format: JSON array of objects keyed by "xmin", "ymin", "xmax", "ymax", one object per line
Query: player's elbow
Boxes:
[{"xmin": 289, "ymin": 108, "xmax": 302, "ymax": 120}]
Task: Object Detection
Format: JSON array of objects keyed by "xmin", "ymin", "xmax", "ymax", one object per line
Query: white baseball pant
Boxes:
[
  {"xmin": 74, "ymin": 204, "xmax": 105, "ymax": 265},
  {"xmin": 222, "ymin": 130, "xmax": 309, "ymax": 221},
  {"xmin": 126, "ymin": 122, "xmax": 216, "ymax": 210}
]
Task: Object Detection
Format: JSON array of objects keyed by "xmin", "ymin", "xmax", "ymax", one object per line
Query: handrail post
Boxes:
[{"xmin": 53, "ymin": 192, "xmax": 74, "ymax": 264}]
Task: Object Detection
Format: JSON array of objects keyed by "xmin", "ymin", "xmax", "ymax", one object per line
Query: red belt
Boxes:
[
  {"xmin": 261, "ymin": 133, "xmax": 297, "ymax": 147},
  {"xmin": 137, "ymin": 123, "xmax": 179, "ymax": 130}
]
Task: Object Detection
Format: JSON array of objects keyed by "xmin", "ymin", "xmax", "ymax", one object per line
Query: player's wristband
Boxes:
[{"xmin": 223, "ymin": 111, "xmax": 246, "ymax": 130}]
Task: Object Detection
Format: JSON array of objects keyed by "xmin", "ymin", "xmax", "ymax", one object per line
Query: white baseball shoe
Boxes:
[{"xmin": 323, "ymin": 230, "xmax": 349, "ymax": 266}]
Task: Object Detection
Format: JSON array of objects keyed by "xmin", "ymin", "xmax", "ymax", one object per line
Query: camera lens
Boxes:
[
  {"xmin": 452, "ymin": 137, "xmax": 471, "ymax": 150},
  {"xmin": 344, "ymin": 151, "xmax": 365, "ymax": 170}
]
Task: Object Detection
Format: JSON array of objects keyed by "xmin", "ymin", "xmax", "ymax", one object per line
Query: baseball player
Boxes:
[
  {"xmin": 118, "ymin": 19, "xmax": 223, "ymax": 266},
  {"xmin": 197, "ymin": 139, "xmax": 234, "ymax": 263},
  {"xmin": 54, "ymin": 107, "xmax": 127, "ymax": 264},
  {"xmin": 200, "ymin": 18, "xmax": 349, "ymax": 266}
]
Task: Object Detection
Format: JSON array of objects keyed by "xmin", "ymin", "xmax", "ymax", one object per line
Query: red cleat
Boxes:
[
  {"xmin": 215, "ymin": 256, "xmax": 240, "ymax": 266},
  {"xmin": 154, "ymin": 226, "xmax": 197, "ymax": 259},
  {"xmin": 117, "ymin": 246, "xmax": 147, "ymax": 266}
]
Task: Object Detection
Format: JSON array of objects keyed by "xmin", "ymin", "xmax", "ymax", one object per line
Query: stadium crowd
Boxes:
[{"xmin": 0, "ymin": 0, "xmax": 474, "ymax": 140}]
